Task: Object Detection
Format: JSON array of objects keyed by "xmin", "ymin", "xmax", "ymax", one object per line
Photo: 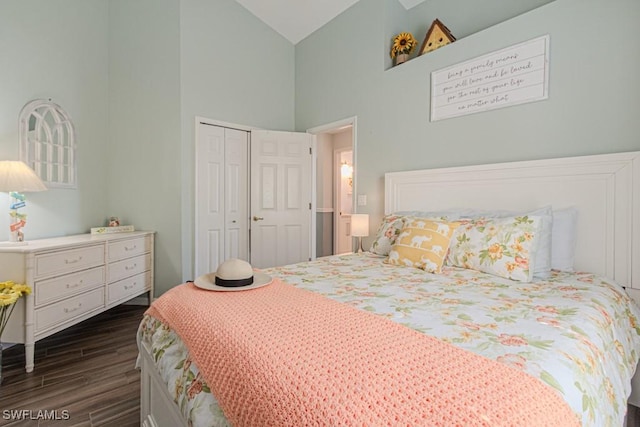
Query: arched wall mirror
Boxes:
[{"xmin": 19, "ymin": 99, "xmax": 77, "ymax": 188}]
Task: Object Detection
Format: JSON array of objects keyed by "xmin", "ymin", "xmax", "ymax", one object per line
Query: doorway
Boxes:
[
  {"xmin": 308, "ymin": 117, "xmax": 356, "ymax": 257},
  {"xmin": 194, "ymin": 118, "xmax": 313, "ymax": 276}
]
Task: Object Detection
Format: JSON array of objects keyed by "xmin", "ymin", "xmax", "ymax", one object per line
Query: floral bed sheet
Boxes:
[{"xmin": 137, "ymin": 253, "xmax": 640, "ymax": 427}]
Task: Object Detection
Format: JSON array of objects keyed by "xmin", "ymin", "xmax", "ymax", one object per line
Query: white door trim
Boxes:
[
  {"xmin": 306, "ymin": 116, "xmax": 357, "ymax": 134},
  {"xmin": 195, "ymin": 116, "xmax": 254, "ymax": 132},
  {"xmin": 307, "ymin": 116, "xmax": 358, "ymax": 206},
  {"xmin": 307, "ymin": 116, "xmax": 358, "ymax": 257}
]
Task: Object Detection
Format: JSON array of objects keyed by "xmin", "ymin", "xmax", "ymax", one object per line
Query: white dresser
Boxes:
[{"xmin": 0, "ymin": 231, "xmax": 154, "ymax": 372}]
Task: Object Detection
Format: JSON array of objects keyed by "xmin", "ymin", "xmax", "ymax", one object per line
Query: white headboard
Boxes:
[{"xmin": 385, "ymin": 151, "xmax": 640, "ymax": 289}]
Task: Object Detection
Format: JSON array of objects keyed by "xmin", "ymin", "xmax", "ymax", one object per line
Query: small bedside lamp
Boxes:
[
  {"xmin": 351, "ymin": 213, "xmax": 369, "ymax": 253},
  {"xmin": 0, "ymin": 161, "xmax": 47, "ymax": 244}
]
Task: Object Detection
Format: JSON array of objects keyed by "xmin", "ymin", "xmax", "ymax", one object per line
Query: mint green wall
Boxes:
[
  {"xmin": 108, "ymin": 0, "xmax": 182, "ymax": 295},
  {"xmin": 108, "ymin": 0, "xmax": 295, "ymax": 292},
  {"xmin": 0, "ymin": 0, "xmax": 109, "ymax": 240},
  {"xmin": 180, "ymin": 0, "xmax": 295, "ymax": 130},
  {"xmin": 179, "ymin": 0, "xmax": 295, "ymax": 282},
  {"xmin": 405, "ymin": 0, "xmax": 555, "ymax": 46},
  {"xmin": 1, "ymin": 0, "xmax": 294, "ymax": 296},
  {"xmin": 295, "ymin": 0, "xmax": 640, "ymax": 246},
  {"xmin": 108, "ymin": 0, "xmax": 296, "ymax": 291}
]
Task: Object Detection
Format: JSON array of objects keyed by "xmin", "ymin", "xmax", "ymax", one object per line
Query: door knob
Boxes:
[{"xmin": 253, "ymin": 216, "xmax": 264, "ymax": 221}]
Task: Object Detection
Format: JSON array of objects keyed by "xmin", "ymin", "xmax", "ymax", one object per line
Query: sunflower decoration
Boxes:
[{"xmin": 390, "ymin": 32, "xmax": 417, "ymax": 59}]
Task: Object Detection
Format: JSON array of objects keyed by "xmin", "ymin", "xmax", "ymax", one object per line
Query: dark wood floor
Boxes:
[
  {"xmin": 0, "ymin": 304, "xmax": 147, "ymax": 427},
  {"xmin": 631, "ymin": 405, "xmax": 640, "ymax": 427}
]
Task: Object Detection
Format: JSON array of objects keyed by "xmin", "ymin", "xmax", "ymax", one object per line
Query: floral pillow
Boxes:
[
  {"xmin": 385, "ymin": 218, "xmax": 459, "ymax": 273},
  {"xmin": 455, "ymin": 206, "xmax": 552, "ymax": 279},
  {"xmin": 369, "ymin": 215, "xmax": 406, "ymax": 255},
  {"xmin": 447, "ymin": 216, "xmax": 542, "ymax": 282}
]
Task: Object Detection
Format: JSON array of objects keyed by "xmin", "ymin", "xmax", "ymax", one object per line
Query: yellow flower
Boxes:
[
  {"xmin": 0, "ymin": 290, "xmax": 20, "ymax": 307},
  {"xmin": 0, "ymin": 291, "xmax": 19, "ymax": 306},
  {"xmin": 11, "ymin": 283, "xmax": 31, "ymax": 296},
  {"xmin": 511, "ymin": 241, "xmax": 524, "ymax": 252},
  {"xmin": 0, "ymin": 281, "xmax": 31, "ymax": 338},
  {"xmin": 390, "ymin": 32, "xmax": 417, "ymax": 58},
  {"xmin": 487, "ymin": 243, "xmax": 504, "ymax": 260}
]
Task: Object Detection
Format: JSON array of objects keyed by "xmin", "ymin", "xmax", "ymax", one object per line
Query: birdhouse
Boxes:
[{"xmin": 419, "ymin": 19, "xmax": 456, "ymax": 55}]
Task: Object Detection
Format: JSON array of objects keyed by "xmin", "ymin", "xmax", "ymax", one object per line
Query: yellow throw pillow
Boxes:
[{"xmin": 386, "ymin": 218, "xmax": 459, "ymax": 273}]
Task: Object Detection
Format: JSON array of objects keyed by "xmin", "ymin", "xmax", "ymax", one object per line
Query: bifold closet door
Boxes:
[{"xmin": 195, "ymin": 124, "xmax": 249, "ymax": 277}]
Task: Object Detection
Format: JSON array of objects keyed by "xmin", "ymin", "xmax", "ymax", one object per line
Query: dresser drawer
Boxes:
[
  {"xmin": 35, "ymin": 245, "xmax": 105, "ymax": 278},
  {"xmin": 108, "ymin": 237, "xmax": 150, "ymax": 262},
  {"xmin": 108, "ymin": 254, "xmax": 151, "ymax": 283},
  {"xmin": 35, "ymin": 266, "xmax": 105, "ymax": 306},
  {"xmin": 35, "ymin": 288, "xmax": 104, "ymax": 334},
  {"xmin": 108, "ymin": 272, "xmax": 151, "ymax": 304}
]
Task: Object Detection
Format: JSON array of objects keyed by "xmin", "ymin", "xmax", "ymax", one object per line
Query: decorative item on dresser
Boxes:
[
  {"xmin": 0, "ymin": 160, "xmax": 48, "ymax": 244},
  {"xmin": 0, "ymin": 231, "xmax": 154, "ymax": 373}
]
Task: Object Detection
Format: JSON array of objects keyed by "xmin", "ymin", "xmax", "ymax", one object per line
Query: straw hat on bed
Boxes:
[{"xmin": 194, "ymin": 258, "xmax": 272, "ymax": 291}]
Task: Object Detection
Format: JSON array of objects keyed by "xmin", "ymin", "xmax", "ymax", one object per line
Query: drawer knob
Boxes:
[
  {"xmin": 125, "ymin": 245, "xmax": 137, "ymax": 251},
  {"xmin": 64, "ymin": 303, "xmax": 82, "ymax": 314},
  {"xmin": 65, "ymin": 256, "xmax": 83, "ymax": 264},
  {"xmin": 66, "ymin": 281, "xmax": 83, "ymax": 289},
  {"xmin": 125, "ymin": 263, "xmax": 137, "ymax": 271}
]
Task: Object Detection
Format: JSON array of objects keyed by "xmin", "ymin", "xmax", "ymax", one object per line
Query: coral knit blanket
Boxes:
[{"xmin": 145, "ymin": 279, "xmax": 579, "ymax": 427}]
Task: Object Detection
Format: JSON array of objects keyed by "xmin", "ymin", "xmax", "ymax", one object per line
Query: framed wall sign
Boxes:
[{"xmin": 430, "ymin": 35, "xmax": 550, "ymax": 121}]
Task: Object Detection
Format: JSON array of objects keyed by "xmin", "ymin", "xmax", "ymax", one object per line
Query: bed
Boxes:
[{"xmin": 137, "ymin": 151, "xmax": 640, "ymax": 427}]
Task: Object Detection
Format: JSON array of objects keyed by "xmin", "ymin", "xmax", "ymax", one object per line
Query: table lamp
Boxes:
[
  {"xmin": 0, "ymin": 161, "xmax": 47, "ymax": 244},
  {"xmin": 351, "ymin": 213, "xmax": 369, "ymax": 253}
]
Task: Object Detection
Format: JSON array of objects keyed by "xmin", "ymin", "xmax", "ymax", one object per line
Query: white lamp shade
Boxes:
[
  {"xmin": 0, "ymin": 161, "xmax": 47, "ymax": 192},
  {"xmin": 351, "ymin": 214, "xmax": 369, "ymax": 237}
]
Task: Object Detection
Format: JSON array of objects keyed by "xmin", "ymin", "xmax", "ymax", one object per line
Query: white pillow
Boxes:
[
  {"xmin": 551, "ymin": 207, "xmax": 578, "ymax": 272},
  {"xmin": 394, "ymin": 210, "xmax": 462, "ymax": 220}
]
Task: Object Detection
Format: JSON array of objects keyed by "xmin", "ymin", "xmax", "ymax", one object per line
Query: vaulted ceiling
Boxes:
[{"xmin": 233, "ymin": 0, "xmax": 426, "ymax": 44}]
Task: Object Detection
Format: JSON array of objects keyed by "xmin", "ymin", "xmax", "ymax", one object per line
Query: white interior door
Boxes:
[
  {"xmin": 250, "ymin": 130, "xmax": 313, "ymax": 268},
  {"xmin": 195, "ymin": 123, "xmax": 248, "ymax": 277}
]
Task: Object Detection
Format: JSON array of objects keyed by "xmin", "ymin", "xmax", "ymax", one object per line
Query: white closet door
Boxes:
[
  {"xmin": 195, "ymin": 124, "xmax": 248, "ymax": 277},
  {"xmin": 224, "ymin": 129, "xmax": 248, "ymax": 261}
]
